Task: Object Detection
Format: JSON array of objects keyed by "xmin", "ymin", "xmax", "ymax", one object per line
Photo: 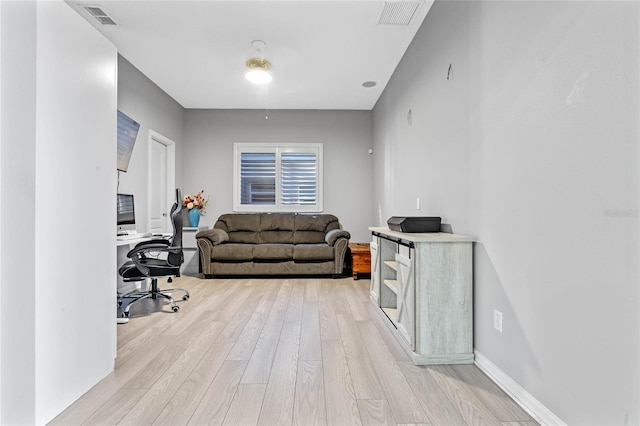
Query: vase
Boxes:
[{"xmin": 188, "ymin": 208, "xmax": 201, "ymax": 227}]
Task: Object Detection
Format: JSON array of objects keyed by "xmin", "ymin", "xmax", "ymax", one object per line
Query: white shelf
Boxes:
[
  {"xmin": 384, "ymin": 260, "xmax": 398, "ymax": 271},
  {"xmin": 383, "ymin": 279, "xmax": 398, "ymax": 295}
]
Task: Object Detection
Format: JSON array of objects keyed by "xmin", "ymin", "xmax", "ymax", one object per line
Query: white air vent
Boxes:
[
  {"xmin": 377, "ymin": 1, "xmax": 421, "ymax": 26},
  {"xmin": 82, "ymin": 5, "xmax": 117, "ymax": 25}
]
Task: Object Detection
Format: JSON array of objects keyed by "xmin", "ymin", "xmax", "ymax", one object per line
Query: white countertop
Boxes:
[{"xmin": 368, "ymin": 227, "xmax": 476, "ymax": 243}]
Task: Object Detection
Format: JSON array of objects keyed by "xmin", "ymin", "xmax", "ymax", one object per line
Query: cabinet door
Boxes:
[
  {"xmin": 395, "ymin": 252, "xmax": 415, "ymax": 350},
  {"xmin": 369, "ymin": 239, "xmax": 380, "ymax": 303}
]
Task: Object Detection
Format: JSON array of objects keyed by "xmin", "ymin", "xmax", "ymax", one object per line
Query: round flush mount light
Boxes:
[
  {"xmin": 245, "ymin": 58, "xmax": 272, "ymax": 84},
  {"xmin": 246, "ymin": 40, "xmax": 272, "ymax": 84},
  {"xmin": 362, "ymin": 81, "xmax": 377, "ymax": 88}
]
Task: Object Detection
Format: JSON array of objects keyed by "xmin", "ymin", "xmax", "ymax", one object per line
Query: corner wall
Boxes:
[{"xmin": 373, "ymin": 1, "xmax": 639, "ymax": 423}]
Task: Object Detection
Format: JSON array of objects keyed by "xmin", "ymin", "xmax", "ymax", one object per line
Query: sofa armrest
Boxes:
[
  {"xmin": 325, "ymin": 229, "xmax": 351, "ymax": 246},
  {"xmin": 196, "ymin": 228, "xmax": 229, "ymax": 246}
]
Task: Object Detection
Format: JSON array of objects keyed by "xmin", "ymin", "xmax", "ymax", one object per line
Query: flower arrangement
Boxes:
[{"xmin": 183, "ymin": 190, "xmax": 209, "ymax": 215}]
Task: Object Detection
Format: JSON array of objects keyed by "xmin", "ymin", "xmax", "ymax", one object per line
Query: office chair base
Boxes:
[{"xmin": 118, "ymin": 277, "xmax": 189, "ymax": 317}]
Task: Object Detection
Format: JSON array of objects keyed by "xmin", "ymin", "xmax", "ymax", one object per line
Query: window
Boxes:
[{"xmin": 234, "ymin": 143, "xmax": 323, "ymax": 212}]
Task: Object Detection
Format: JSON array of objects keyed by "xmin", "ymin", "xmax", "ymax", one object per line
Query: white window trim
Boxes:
[{"xmin": 233, "ymin": 142, "xmax": 324, "ymax": 213}]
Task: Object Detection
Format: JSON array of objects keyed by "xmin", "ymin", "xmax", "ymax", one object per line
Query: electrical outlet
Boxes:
[
  {"xmin": 416, "ymin": 197, "xmax": 421, "ymax": 210},
  {"xmin": 493, "ymin": 309, "xmax": 503, "ymax": 333}
]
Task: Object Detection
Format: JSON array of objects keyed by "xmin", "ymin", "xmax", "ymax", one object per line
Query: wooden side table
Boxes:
[{"xmin": 349, "ymin": 242, "xmax": 371, "ymax": 280}]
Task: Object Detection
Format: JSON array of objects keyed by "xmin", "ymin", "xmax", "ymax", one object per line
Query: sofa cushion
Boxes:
[
  {"xmin": 294, "ymin": 231, "xmax": 327, "ymax": 244},
  {"xmin": 293, "ymin": 244, "xmax": 334, "ymax": 261},
  {"xmin": 211, "ymin": 243, "xmax": 254, "ymax": 261},
  {"xmin": 294, "ymin": 214, "xmax": 340, "ymax": 244},
  {"xmin": 215, "ymin": 214, "xmax": 261, "ymax": 244},
  {"xmin": 261, "ymin": 213, "xmax": 295, "ymax": 230},
  {"xmin": 259, "ymin": 212, "xmax": 295, "ymax": 244},
  {"xmin": 294, "ymin": 214, "xmax": 340, "ymax": 231},
  {"xmin": 253, "ymin": 244, "xmax": 293, "ymax": 260}
]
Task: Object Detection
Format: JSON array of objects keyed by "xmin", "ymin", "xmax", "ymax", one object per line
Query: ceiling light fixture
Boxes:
[{"xmin": 246, "ymin": 40, "xmax": 272, "ymax": 84}]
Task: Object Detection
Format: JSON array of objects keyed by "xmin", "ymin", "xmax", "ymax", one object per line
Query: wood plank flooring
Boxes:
[{"xmin": 50, "ymin": 276, "xmax": 537, "ymax": 426}]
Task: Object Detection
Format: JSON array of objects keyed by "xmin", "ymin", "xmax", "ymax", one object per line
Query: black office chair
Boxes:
[{"xmin": 118, "ymin": 188, "xmax": 190, "ymax": 317}]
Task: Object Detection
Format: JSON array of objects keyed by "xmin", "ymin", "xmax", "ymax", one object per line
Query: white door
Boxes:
[{"xmin": 148, "ymin": 131, "xmax": 175, "ymax": 233}]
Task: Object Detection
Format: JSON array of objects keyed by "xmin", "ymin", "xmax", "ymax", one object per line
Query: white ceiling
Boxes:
[{"xmin": 65, "ymin": 1, "xmax": 433, "ymax": 110}]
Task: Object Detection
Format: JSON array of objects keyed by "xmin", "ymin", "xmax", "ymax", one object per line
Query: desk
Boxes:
[{"xmin": 116, "ymin": 233, "xmax": 172, "ymax": 246}]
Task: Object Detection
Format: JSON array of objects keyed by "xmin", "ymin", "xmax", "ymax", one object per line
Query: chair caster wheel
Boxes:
[
  {"xmin": 182, "ymin": 295, "xmax": 190, "ymax": 301},
  {"xmin": 172, "ymin": 306, "xmax": 180, "ymax": 313}
]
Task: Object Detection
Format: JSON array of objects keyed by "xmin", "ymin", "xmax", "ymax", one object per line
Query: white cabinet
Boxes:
[
  {"xmin": 369, "ymin": 227, "xmax": 475, "ymax": 365},
  {"xmin": 182, "ymin": 227, "xmax": 201, "ymax": 275},
  {"xmin": 395, "ymin": 252, "xmax": 415, "ymax": 350},
  {"xmin": 369, "ymin": 241, "xmax": 380, "ymax": 303}
]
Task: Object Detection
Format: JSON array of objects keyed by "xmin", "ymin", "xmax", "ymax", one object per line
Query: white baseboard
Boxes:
[{"xmin": 474, "ymin": 350, "xmax": 566, "ymax": 426}]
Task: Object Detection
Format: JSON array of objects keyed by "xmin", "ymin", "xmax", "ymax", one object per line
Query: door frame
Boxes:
[{"xmin": 147, "ymin": 130, "xmax": 176, "ymax": 232}]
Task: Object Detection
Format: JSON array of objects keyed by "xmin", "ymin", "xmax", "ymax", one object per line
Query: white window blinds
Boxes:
[
  {"xmin": 281, "ymin": 153, "xmax": 317, "ymax": 205},
  {"xmin": 240, "ymin": 152, "xmax": 276, "ymax": 205},
  {"xmin": 234, "ymin": 143, "xmax": 323, "ymax": 212}
]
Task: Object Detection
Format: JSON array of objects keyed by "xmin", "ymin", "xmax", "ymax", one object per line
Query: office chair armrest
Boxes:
[
  {"xmin": 166, "ymin": 245, "xmax": 182, "ymax": 254},
  {"xmin": 133, "ymin": 238, "xmax": 171, "ymax": 249},
  {"xmin": 127, "ymin": 242, "xmax": 173, "ymax": 258}
]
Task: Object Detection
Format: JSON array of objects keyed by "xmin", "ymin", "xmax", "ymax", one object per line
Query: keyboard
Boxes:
[{"xmin": 116, "ymin": 232, "xmax": 152, "ymax": 241}]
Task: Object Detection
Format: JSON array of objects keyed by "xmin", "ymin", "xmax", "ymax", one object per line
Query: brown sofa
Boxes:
[{"xmin": 196, "ymin": 213, "xmax": 351, "ymax": 278}]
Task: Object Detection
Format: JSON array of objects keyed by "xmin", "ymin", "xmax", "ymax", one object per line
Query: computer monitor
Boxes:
[
  {"xmin": 117, "ymin": 110, "xmax": 140, "ymax": 173},
  {"xmin": 117, "ymin": 193, "xmax": 135, "ymax": 230}
]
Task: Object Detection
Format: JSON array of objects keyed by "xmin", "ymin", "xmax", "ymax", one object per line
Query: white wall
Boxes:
[
  {"xmin": 183, "ymin": 109, "xmax": 373, "ymax": 242},
  {"xmin": 373, "ymin": 1, "xmax": 639, "ymax": 423},
  {"xmin": 34, "ymin": 3, "xmax": 118, "ymax": 423},
  {"xmin": 117, "ymin": 56, "xmax": 185, "ymax": 231},
  {"xmin": 1, "ymin": 1, "xmax": 118, "ymax": 423},
  {"xmin": 0, "ymin": 3, "xmax": 3, "ymax": 420}
]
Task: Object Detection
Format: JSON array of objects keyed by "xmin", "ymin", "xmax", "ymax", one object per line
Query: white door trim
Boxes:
[{"xmin": 147, "ymin": 130, "xmax": 176, "ymax": 232}]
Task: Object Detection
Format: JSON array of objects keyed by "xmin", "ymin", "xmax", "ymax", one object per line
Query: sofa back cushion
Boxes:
[
  {"xmin": 259, "ymin": 213, "xmax": 295, "ymax": 244},
  {"xmin": 215, "ymin": 214, "xmax": 260, "ymax": 244},
  {"xmin": 294, "ymin": 214, "xmax": 340, "ymax": 244}
]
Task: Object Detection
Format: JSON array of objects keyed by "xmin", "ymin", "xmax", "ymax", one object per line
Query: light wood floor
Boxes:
[{"xmin": 50, "ymin": 276, "xmax": 537, "ymax": 426}]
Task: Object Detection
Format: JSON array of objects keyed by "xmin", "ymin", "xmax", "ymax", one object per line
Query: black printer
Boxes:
[{"xmin": 387, "ymin": 216, "xmax": 441, "ymax": 233}]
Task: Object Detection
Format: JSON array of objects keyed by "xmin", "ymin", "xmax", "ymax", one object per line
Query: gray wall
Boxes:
[
  {"xmin": 117, "ymin": 55, "xmax": 185, "ymax": 232},
  {"xmin": 373, "ymin": 1, "xmax": 639, "ymax": 423},
  {"xmin": 183, "ymin": 109, "xmax": 373, "ymax": 242}
]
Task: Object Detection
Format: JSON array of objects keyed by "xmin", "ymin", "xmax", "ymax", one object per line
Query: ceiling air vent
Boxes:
[
  {"xmin": 82, "ymin": 5, "xmax": 117, "ymax": 25},
  {"xmin": 377, "ymin": 1, "xmax": 421, "ymax": 26}
]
